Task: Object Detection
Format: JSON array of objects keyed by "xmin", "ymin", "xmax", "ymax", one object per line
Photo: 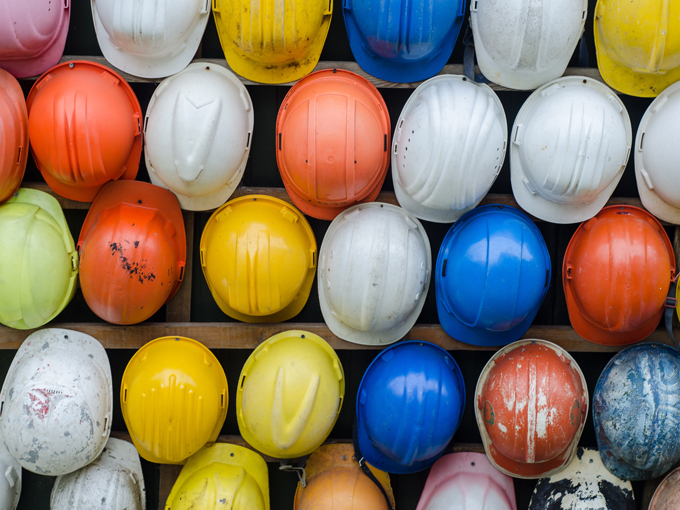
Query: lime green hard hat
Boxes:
[{"xmin": 0, "ymin": 189, "xmax": 78, "ymax": 329}]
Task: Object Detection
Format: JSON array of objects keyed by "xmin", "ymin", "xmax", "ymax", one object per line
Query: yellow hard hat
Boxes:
[
  {"xmin": 121, "ymin": 336, "xmax": 228, "ymax": 464},
  {"xmin": 200, "ymin": 195, "xmax": 317, "ymax": 323},
  {"xmin": 294, "ymin": 444, "xmax": 394, "ymax": 510},
  {"xmin": 594, "ymin": 0, "xmax": 680, "ymax": 97},
  {"xmin": 213, "ymin": 0, "xmax": 332, "ymax": 84},
  {"xmin": 0, "ymin": 188, "xmax": 78, "ymax": 329},
  {"xmin": 237, "ymin": 330, "xmax": 345, "ymax": 459},
  {"xmin": 165, "ymin": 443, "xmax": 269, "ymax": 510}
]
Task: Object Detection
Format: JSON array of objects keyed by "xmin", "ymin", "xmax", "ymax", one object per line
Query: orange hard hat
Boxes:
[
  {"xmin": 475, "ymin": 340, "xmax": 588, "ymax": 479},
  {"xmin": 77, "ymin": 181, "xmax": 185, "ymax": 325},
  {"xmin": 563, "ymin": 205, "xmax": 675, "ymax": 345},
  {"xmin": 27, "ymin": 61, "xmax": 142, "ymax": 202},
  {"xmin": 0, "ymin": 69, "xmax": 27, "ymax": 203},
  {"xmin": 276, "ymin": 69, "xmax": 390, "ymax": 220},
  {"xmin": 294, "ymin": 444, "xmax": 394, "ymax": 510}
]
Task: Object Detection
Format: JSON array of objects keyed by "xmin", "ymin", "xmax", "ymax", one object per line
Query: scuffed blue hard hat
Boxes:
[
  {"xmin": 343, "ymin": 0, "xmax": 466, "ymax": 83},
  {"xmin": 355, "ymin": 341, "xmax": 465, "ymax": 474},
  {"xmin": 593, "ymin": 343, "xmax": 680, "ymax": 481},
  {"xmin": 435, "ymin": 204, "xmax": 551, "ymax": 347}
]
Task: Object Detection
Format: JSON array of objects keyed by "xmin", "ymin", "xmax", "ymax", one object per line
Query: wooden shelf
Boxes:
[
  {"xmin": 19, "ymin": 182, "xmax": 659, "ymax": 224},
  {"xmin": 17, "ymin": 56, "xmax": 608, "ymax": 91},
  {"xmin": 1, "ymin": 322, "xmax": 676, "ymax": 352}
]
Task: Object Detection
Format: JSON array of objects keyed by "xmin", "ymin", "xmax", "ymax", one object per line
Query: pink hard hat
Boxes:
[
  {"xmin": 0, "ymin": 0, "xmax": 70, "ymax": 78},
  {"xmin": 416, "ymin": 452, "xmax": 517, "ymax": 510}
]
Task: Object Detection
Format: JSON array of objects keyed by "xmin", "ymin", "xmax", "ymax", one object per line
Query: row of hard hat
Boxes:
[
  {"xmin": 3, "ymin": 181, "xmax": 678, "ymax": 351},
  {"xmin": 6, "ymin": 57, "xmax": 680, "ymax": 228},
  {"xmin": 2, "ymin": 329, "xmax": 680, "ymax": 508},
  {"xmin": 2, "ymin": 0, "xmax": 678, "ymax": 97}
]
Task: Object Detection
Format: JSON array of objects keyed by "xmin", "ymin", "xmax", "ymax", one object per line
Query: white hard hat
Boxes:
[
  {"xmin": 51, "ymin": 438, "xmax": 145, "ymax": 510},
  {"xmin": 635, "ymin": 81, "xmax": 680, "ymax": 224},
  {"xmin": 145, "ymin": 63, "xmax": 254, "ymax": 211},
  {"xmin": 0, "ymin": 328, "xmax": 113, "ymax": 476},
  {"xmin": 91, "ymin": 0, "xmax": 211, "ymax": 79},
  {"xmin": 318, "ymin": 203, "xmax": 431, "ymax": 346},
  {"xmin": 529, "ymin": 448, "xmax": 634, "ymax": 509},
  {"xmin": 470, "ymin": 0, "xmax": 588, "ymax": 90},
  {"xmin": 510, "ymin": 76, "xmax": 631, "ymax": 224},
  {"xmin": 0, "ymin": 439, "xmax": 20, "ymax": 510},
  {"xmin": 392, "ymin": 75, "xmax": 507, "ymax": 223}
]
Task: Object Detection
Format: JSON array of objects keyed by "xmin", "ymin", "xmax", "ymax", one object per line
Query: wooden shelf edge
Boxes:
[
  {"xmin": 0, "ymin": 322, "xmax": 673, "ymax": 352},
  {"xmin": 16, "ymin": 56, "xmax": 606, "ymax": 91},
  {"xmin": 20, "ymin": 182, "xmax": 666, "ymax": 225}
]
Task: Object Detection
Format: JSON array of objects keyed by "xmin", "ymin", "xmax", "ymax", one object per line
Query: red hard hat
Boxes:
[
  {"xmin": 27, "ymin": 61, "xmax": 142, "ymax": 202},
  {"xmin": 563, "ymin": 205, "xmax": 675, "ymax": 345},
  {"xmin": 77, "ymin": 181, "xmax": 185, "ymax": 325},
  {"xmin": 475, "ymin": 340, "xmax": 588, "ymax": 479},
  {"xmin": 0, "ymin": 69, "xmax": 27, "ymax": 203},
  {"xmin": 276, "ymin": 69, "xmax": 390, "ymax": 220}
]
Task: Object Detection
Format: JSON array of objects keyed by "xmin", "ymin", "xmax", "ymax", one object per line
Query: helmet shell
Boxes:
[
  {"xmin": 145, "ymin": 63, "xmax": 254, "ymax": 211},
  {"xmin": 470, "ymin": 0, "xmax": 587, "ymax": 90},
  {"xmin": 0, "ymin": 189, "xmax": 78, "ymax": 330},
  {"xmin": 511, "ymin": 77, "xmax": 632, "ymax": 224},
  {"xmin": 0, "ymin": 434, "xmax": 21, "ymax": 510},
  {"xmin": 200, "ymin": 195, "xmax": 317, "ymax": 323},
  {"xmin": 356, "ymin": 341, "xmax": 465, "ymax": 474},
  {"xmin": 0, "ymin": 0, "xmax": 70, "ymax": 78},
  {"xmin": 635, "ymin": 81, "xmax": 680, "ymax": 224},
  {"xmin": 319, "ymin": 203, "xmax": 431, "ymax": 345},
  {"xmin": 237, "ymin": 331, "xmax": 345, "ymax": 459},
  {"xmin": 593, "ymin": 343, "xmax": 680, "ymax": 481},
  {"xmin": 343, "ymin": 0, "xmax": 465, "ymax": 82},
  {"xmin": 165, "ymin": 444, "xmax": 269, "ymax": 510},
  {"xmin": 51, "ymin": 438, "xmax": 145, "ymax": 510},
  {"xmin": 92, "ymin": 0, "xmax": 210, "ymax": 79},
  {"xmin": 392, "ymin": 75, "xmax": 507, "ymax": 223},
  {"xmin": 594, "ymin": 0, "xmax": 680, "ymax": 97},
  {"xmin": 213, "ymin": 0, "xmax": 332, "ymax": 84},
  {"xmin": 27, "ymin": 61, "xmax": 142, "ymax": 202},
  {"xmin": 0, "ymin": 69, "xmax": 28, "ymax": 203},
  {"xmin": 416, "ymin": 452, "xmax": 517, "ymax": 510},
  {"xmin": 436, "ymin": 205, "xmax": 551, "ymax": 347},
  {"xmin": 529, "ymin": 447, "xmax": 634, "ymax": 509},
  {"xmin": 77, "ymin": 181, "xmax": 186, "ymax": 325},
  {"xmin": 294, "ymin": 444, "xmax": 394, "ymax": 510},
  {"xmin": 276, "ymin": 70, "xmax": 390, "ymax": 220},
  {"xmin": 121, "ymin": 336, "xmax": 228, "ymax": 464},
  {"xmin": 650, "ymin": 466, "xmax": 680, "ymax": 510},
  {"xmin": 0, "ymin": 329, "xmax": 113, "ymax": 476},
  {"xmin": 475, "ymin": 339, "xmax": 588, "ymax": 479},
  {"xmin": 563, "ymin": 206, "xmax": 675, "ymax": 345}
]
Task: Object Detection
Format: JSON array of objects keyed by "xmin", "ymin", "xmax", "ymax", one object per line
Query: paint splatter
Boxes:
[{"xmin": 108, "ymin": 242, "xmax": 156, "ymax": 284}]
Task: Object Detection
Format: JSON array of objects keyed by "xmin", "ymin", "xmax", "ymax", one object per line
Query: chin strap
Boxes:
[
  {"xmin": 463, "ymin": 26, "xmax": 490, "ymax": 84},
  {"xmin": 279, "ymin": 457, "xmax": 309, "ymax": 487},
  {"xmin": 353, "ymin": 419, "xmax": 395, "ymax": 510},
  {"xmin": 665, "ymin": 274, "xmax": 680, "ymax": 352}
]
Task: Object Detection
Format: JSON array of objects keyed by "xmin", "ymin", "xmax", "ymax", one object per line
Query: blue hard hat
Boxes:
[
  {"xmin": 343, "ymin": 0, "xmax": 466, "ymax": 83},
  {"xmin": 593, "ymin": 343, "xmax": 680, "ymax": 481},
  {"xmin": 355, "ymin": 341, "xmax": 465, "ymax": 474},
  {"xmin": 435, "ymin": 204, "xmax": 551, "ymax": 347}
]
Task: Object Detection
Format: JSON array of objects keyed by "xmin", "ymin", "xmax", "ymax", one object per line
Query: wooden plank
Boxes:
[
  {"xmin": 17, "ymin": 56, "xmax": 607, "ymax": 91},
  {"xmin": 165, "ymin": 211, "xmax": 195, "ymax": 322},
  {"xmin": 158, "ymin": 465, "xmax": 182, "ymax": 510},
  {"xmin": 22, "ymin": 182, "xmax": 664, "ymax": 225},
  {"xmin": 0, "ymin": 322, "xmax": 674, "ymax": 352}
]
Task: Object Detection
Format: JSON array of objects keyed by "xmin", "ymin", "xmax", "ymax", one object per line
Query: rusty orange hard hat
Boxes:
[
  {"xmin": 294, "ymin": 444, "xmax": 394, "ymax": 510},
  {"xmin": 77, "ymin": 181, "xmax": 185, "ymax": 325},
  {"xmin": 563, "ymin": 205, "xmax": 675, "ymax": 346},
  {"xmin": 0, "ymin": 69, "xmax": 27, "ymax": 203},
  {"xmin": 27, "ymin": 61, "xmax": 142, "ymax": 202},
  {"xmin": 475, "ymin": 340, "xmax": 588, "ymax": 479},
  {"xmin": 276, "ymin": 69, "xmax": 390, "ymax": 220}
]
